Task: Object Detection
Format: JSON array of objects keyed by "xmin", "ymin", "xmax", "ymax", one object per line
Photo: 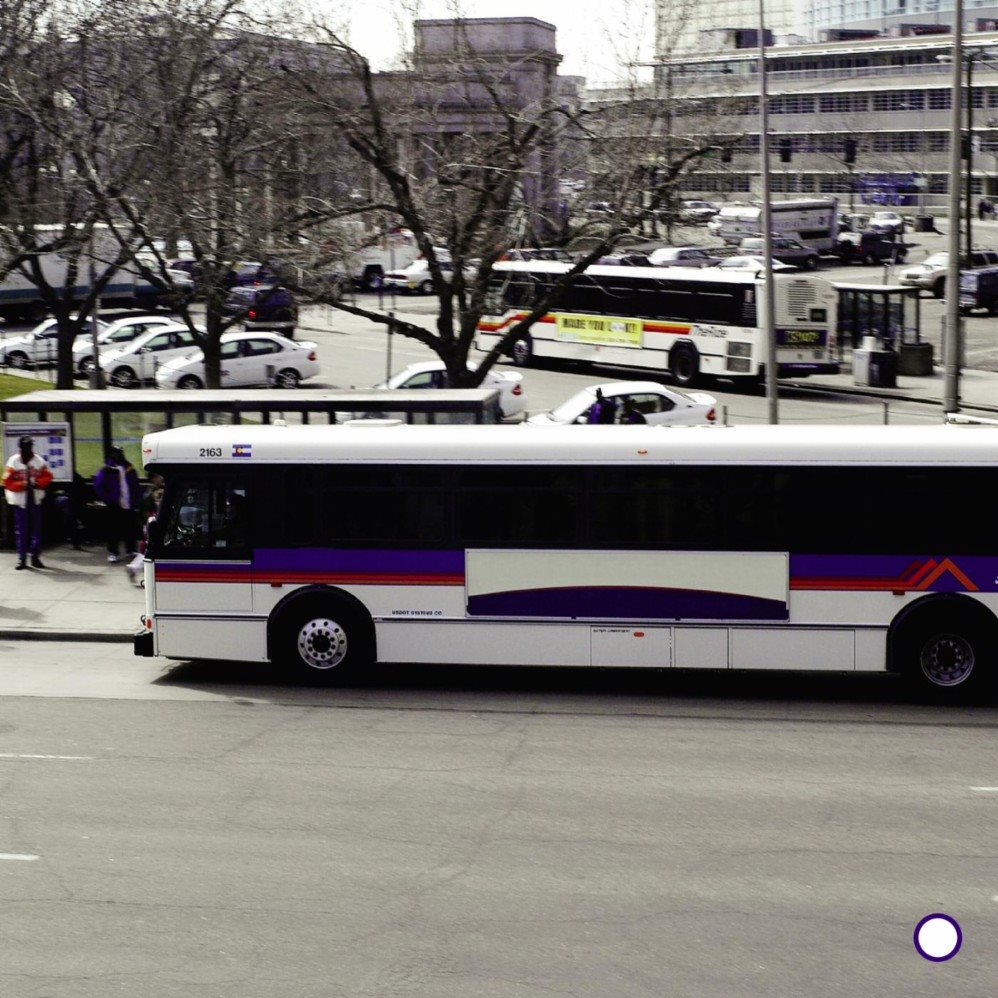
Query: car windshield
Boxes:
[{"xmin": 551, "ymin": 388, "xmax": 597, "ymax": 422}]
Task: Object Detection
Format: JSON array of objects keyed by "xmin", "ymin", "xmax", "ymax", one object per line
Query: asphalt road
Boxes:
[{"xmin": 0, "ymin": 641, "xmax": 996, "ymax": 997}]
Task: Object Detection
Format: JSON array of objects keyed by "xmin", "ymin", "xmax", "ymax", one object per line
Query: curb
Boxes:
[
  {"xmin": 784, "ymin": 380, "xmax": 998, "ymax": 415},
  {"xmin": 0, "ymin": 630, "xmax": 134, "ymax": 643}
]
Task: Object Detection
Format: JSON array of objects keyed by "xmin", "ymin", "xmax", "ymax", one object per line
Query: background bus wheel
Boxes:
[
  {"xmin": 276, "ymin": 598, "xmax": 373, "ymax": 684},
  {"xmin": 669, "ymin": 344, "xmax": 700, "ymax": 387},
  {"xmin": 896, "ymin": 606, "xmax": 995, "ymax": 703},
  {"xmin": 512, "ymin": 334, "xmax": 533, "ymax": 367}
]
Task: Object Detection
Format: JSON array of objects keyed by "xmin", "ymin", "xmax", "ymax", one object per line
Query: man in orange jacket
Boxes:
[{"xmin": 2, "ymin": 435, "xmax": 53, "ymax": 570}]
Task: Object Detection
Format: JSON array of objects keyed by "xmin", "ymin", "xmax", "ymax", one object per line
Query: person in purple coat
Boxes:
[{"xmin": 93, "ymin": 446, "xmax": 141, "ymax": 564}]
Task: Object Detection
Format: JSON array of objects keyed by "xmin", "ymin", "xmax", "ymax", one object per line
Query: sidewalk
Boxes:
[
  {"xmin": 0, "ymin": 544, "xmax": 144, "ymax": 643},
  {"xmin": 2, "ymin": 362, "xmax": 998, "ymax": 645},
  {"xmin": 803, "ymin": 363, "xmax": 998, "ymax": 411}
]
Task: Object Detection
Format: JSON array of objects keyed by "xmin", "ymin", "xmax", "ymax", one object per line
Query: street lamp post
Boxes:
[
  {"xmin": 758, "ymin": 0, "xmax": 778, "ymax": 425},
  {"xmin": 943, "ymin": 0, "xmax": 964, "ymax": 415}
]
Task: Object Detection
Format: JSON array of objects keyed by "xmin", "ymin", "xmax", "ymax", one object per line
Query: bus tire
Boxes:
[
  {"xmin": 512, "ymin": 334, "xmax": 533, "ymax": 368},
  {"xmin": 890, "ymin": 598, "xmax": 997, "ymax": 703},
  {"xmin": 669, "ymin": 344, "xmax": 700, "ymax": 387},
  {"xmin": 273, "ymin": 594, "xmax": 374, "ymax": 684}
]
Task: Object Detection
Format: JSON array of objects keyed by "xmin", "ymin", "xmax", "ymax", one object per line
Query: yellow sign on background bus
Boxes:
[{"xmin": 554, "ymin": 313, "xmax": 643, "ymax": 348}]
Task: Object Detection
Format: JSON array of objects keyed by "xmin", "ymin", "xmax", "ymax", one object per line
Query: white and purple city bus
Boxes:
[{"xmin": 135, "ymin": 421, "xmax": 998, "ymax": 702}]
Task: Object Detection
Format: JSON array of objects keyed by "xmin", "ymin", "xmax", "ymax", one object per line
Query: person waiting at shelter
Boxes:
[
  {"xmin": 587, "ymin": 387, "xmax": 618, "ymax": 424},
  {"xmin": 93, "ymin": 446, "xmax": 141, "ymax": 564},
  {"xmin": 2, "ymin": 435, "xmax": 53, "ymax": 570},
  {"xmin": 619, "ymin": 397, "xmax": 647, "ymax": 424}
]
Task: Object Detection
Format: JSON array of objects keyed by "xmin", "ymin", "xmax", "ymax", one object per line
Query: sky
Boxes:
[{"xmin": 342, "ymin": 0, "xmax": 655, "ymax": 84}]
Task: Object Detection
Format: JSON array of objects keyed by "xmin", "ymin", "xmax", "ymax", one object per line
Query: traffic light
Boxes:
[
  {"xmin": 844, "ymin": 138, "xmax": 857, "ymax": 164},
  {"xmin": 779, "ymin": 138, "xmax": 792, "ymax": 163}
]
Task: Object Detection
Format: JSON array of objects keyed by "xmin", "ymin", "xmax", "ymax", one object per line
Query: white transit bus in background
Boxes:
[
  {"xmin": 135, "ymin": 422, "xmax": 998, "ymax": 703},
  {"xmin": 475, "ymin": 261, "xmax": 839, "ymax": 385}
]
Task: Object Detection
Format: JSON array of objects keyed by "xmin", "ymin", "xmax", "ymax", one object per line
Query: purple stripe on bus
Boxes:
[
  {"xmin": 252, "ymin": 548, "xmax": 465, "ymax": 574},
  {"xmin": 467, "ymin": 587, "xmax": 789, "ymax": 621}
]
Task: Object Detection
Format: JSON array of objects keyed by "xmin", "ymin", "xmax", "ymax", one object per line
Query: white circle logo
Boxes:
[{"xmin": 913, "ymin": 913, "xmax": 962, "ymax": 962}]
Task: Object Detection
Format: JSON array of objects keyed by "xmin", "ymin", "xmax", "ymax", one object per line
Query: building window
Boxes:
[
  {"xmin": 819, "ymin": 93, "xmax": 870, "ymax": 113},
  {"xmin": 928, "ymin": 91, "xmax": 952, "ymax": 110},
  {"xmin": 927, "ymin": 133, "xmax": 949, "ymax": 151}
]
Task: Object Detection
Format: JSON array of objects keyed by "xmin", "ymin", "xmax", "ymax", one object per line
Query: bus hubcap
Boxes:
[
  {"xmin": 920, "ymin": 633, "xmax": 974, "ymax": 687},
  {"xmin": 297, "ymin": 618, "xmax": 348, "ymax": 670}
]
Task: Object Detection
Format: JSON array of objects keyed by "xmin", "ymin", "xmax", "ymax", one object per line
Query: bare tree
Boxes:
[{"xmin": 280, "ymin": 7, "xmax": 731, "ymax": 388}]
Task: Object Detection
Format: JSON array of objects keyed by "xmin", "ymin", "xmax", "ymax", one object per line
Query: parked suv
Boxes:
[
  {"xmin": 836, "ymin": 231, "xmax": 907, "ymax": 265},
  {"xmin": 899, "ymin": 249, "xmax": 998, "ymax": 298},
  {"xmin": 959, "ymin": 266, "xmax": 998, "ymax": 315},
  {"xmin": 738, "ymin": 236, "xmax": 820, "ymax": 270},
  {"xmin": 222, "ymin": 285, "xmax": 298, "ymax": 336}
]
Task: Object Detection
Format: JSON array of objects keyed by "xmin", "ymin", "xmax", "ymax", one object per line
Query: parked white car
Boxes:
[
  {"xmin": 383, "ymin": 252, "xmax": 464, "ymax": 294},
  {"xmin": 1, "ymin": 316, "xmax": 109, "ymax": 369},
  {"xmin": 99, "ymin": 324, "xmax": 201, "ymax": 387},
  {"xmin": 73, "ymin": 314, "xmax": 180, "ymax": 375},
  {"xmin": 869, "ymin": 210, "xmax": 905, "ymax": 235},
  {"xmin": 647, "ymin": 246, "xmax": 722, "ymax": 268},
  {"xmin": 526, "ymin": 382, "xmax": 717, "ymax": 427},
  {"xmin": 714, "ymin": 255, "xmax": 794, "ymax": 272},
  {"xmin": 156, "ymin": 332, "xmax": 320, "ymax": 389},
  {"xmin": 377, "ymin": 360, "xmax": 526, "ymax": 420}
]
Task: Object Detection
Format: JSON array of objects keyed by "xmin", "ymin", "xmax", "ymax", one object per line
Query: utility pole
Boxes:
[
  {"xmin": 758, "ymin": 0, "xmax": 778, "ymax": 424},
  {"xmin": 944, "ymin": 0, "xmax": 964, "ymax": 414}
]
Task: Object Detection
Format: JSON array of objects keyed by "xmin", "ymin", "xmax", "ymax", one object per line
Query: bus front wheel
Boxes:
[
  {"xmin": 669, "ymin": 344, "xmax": 700, "ymax": 387},
  {"xmin": 893, "ymin": 603, "xmax": 996, "ymax": 703},
  {"xmin": 274, "ymin": 596, "xmax": 373, "ymax": 684}
]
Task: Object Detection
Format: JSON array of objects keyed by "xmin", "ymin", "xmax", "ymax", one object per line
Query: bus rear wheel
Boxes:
[
  {"xmin": 274, "ymin": 596, "xmax": 373, "ymax": 684},
  {"xmin": 669, "ymin": 344, "xmax": 700, "ymax": 387},
  {"xmin": 894, "ymin": 604, "xmax": 996, "ymax": 703}
]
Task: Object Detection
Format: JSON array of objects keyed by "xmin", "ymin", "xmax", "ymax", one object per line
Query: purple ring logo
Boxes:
[{"xmin": 913, "ymin": 913, "xmax": 962, "ymax": 962}]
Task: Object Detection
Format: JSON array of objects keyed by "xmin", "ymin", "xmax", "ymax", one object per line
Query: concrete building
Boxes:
[
  {"xmin": 617, "ymin": 29, "xmax": 998, "ymax": 210},
  {"xmin": 659, "ymin": 0, "xmax": 804, "ymax": 53}
]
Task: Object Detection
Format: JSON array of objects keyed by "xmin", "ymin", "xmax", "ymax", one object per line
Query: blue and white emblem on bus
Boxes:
[{"xmin": 232, "ymin": 444, "xmax": 252, "ymax": 458}]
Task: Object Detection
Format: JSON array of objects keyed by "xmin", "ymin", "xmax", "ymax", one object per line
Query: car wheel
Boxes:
[
  {"xmin": 805, "ymin": 255, "xmax": 819, "ymax": 270},
  {"xmin": 669, "ymin": 344, "xmax": 700, "ymax": 387},
  {"xmin": 111, "ymin": 366, "xmax": 137, "ymax": 389},
  {"xmin": 273, "ymin": 596, "xmax": 374, "ymax": 684},
  {"xmin": 933, "ymin": 278, "xmax": 945, "ymax": 299},
  {"xmin": 276, "ymin": 368, "xmax": 301, "ymax": 388},
  {"xmin": 419, "ymin": 279, "xmax": 434, "ymax": 295},
  {"xmin": 6, "ymin": 351, "xmax": 29, "ymax": 370},
  {"xmin": 863, "ymin": 253, "xmax": 877, "ymax": 265},
  {"xmin": 177, "ymin": 374, "xmax": 203, "ymax": 390},
  {"xmin": 512, "ymin": 334, "xmax": 533, "ymax": 368},
  {"xmin": 988, "ymin": 302, "xmax": 998, "ymax": 317},
  {"xmin": 363, "ymin": 267, "xmax": 383, "ymax": 291},
  {"xmin": 78, "ymin": 356, "xmax": 95, "ymax": 375}
]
